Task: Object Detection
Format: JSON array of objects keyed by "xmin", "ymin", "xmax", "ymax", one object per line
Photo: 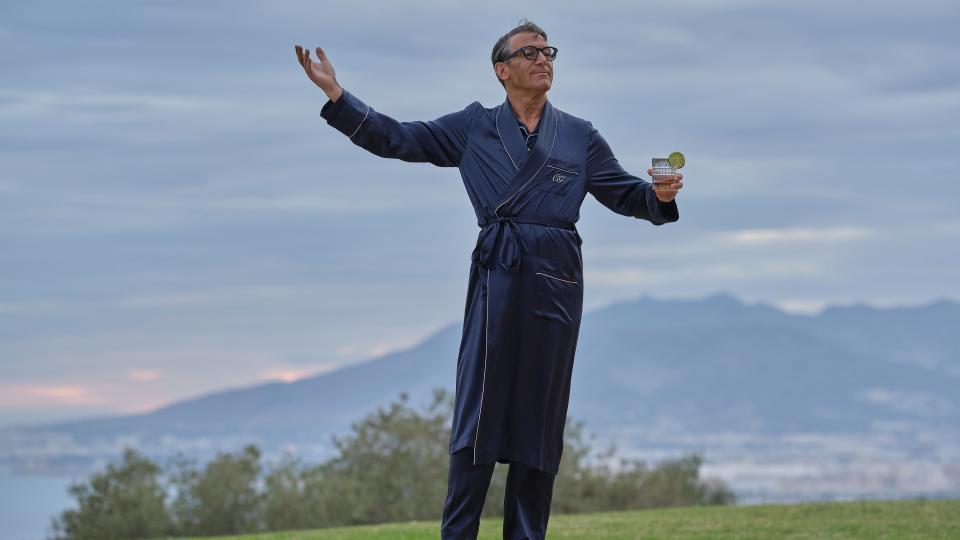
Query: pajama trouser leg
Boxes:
[
  {"xmin": 441, "ymin": 446, "xmax": 495, "ymax": 539},
  {"xmin": 502, "ymin": 460, "xmax": 556, "ymax": 540},
  {"xmin": 440, "ymin": 446, "xmax": 558, "ymax": 540}
]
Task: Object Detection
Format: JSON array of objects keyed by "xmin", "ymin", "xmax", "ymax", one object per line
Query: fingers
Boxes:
[
  {"xmin": 317, "ymin": 47, "xmax": 331, "ymax": 66},
  {"xmin": 653, "ymin": 179, "xmax": 682, "ymax": 202},
  {"xmin": 655, "ymin": 191, "xmax": 676, "ymax": 202},
  {"xmin": 295, "ymin": 44, "xmax": 311, "ymax": 71},
  {"xmin": 317, "ymin": 47, "xmax": 334, "ymax": 74},
  {"xmin": 659, "ymin": 175, "xmax": 683, "ymax": 190}
]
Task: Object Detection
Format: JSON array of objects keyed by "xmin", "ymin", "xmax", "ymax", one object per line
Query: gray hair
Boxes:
[{"xmin": 491, "ymin": 18, "xmax": 548, "ymax": 87}]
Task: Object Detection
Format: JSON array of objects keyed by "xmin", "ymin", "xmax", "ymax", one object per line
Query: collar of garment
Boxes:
[{"xmin": 516, "ymin": 116, "xmax": 539, "ymax": 152}]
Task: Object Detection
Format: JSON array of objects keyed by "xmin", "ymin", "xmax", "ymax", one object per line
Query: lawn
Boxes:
[{"xmin": 183, "ymin": 498, "xmax": 959, "ymax": 539}]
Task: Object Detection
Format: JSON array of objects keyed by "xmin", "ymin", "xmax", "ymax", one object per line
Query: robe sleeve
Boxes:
[
  {"xmin": 585, "ymin": 124, "xmax": 679, "ymax": 225},
  {"xmin": 320, "ymin": 88, "xmax": 478, "ymax": 168}
]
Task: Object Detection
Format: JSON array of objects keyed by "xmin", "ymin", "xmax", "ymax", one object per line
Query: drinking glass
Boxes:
[{"xmin": 651, "ymin": 157, "xmax": 678, "ymax": 188}]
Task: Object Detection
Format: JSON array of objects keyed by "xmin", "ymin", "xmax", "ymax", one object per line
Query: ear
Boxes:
[{"xmin": 495, "ymin": 62, "xmax": 509, "ymax": 83}]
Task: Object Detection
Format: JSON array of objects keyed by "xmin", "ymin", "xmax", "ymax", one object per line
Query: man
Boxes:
[{"xmin": 294, "ymin": 19, "xmax": 682, "ymax": 540}]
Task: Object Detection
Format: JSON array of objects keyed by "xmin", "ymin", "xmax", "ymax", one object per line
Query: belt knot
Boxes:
[
  {"xmin": 471, "ymin": 216, "xmax": 522, "ymax": 273},
  {"xmin": 470, "ymin": 215, "xmax": 576, "ymax": 273}
]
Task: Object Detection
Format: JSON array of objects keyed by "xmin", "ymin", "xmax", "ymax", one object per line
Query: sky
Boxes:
[{"xmin": 1, "ymin": 0, "xmax": 958, "ymax": 427}]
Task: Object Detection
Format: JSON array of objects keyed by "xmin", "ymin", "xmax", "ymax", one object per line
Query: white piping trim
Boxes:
[
  {"xmin": 495, "ymin": 104, "xmax": 519, "ymax": 171},
  {"xmin": 495, "ymin": 115, "xmax": 558, "ymax": 217},
  {"xmin": 536, "ymin": 271, "xmax": 578, "ymax": 284},
  {"xmin": 545, "ymin": 164, "xmax": 578, "ymax": 175},
  {"xmin": 348, "ymin": 105, "xmax": 370, "ymax": 138},
  {"xmin": 474, "ymin": 267, "xmax": 490, "ymax": 465}
]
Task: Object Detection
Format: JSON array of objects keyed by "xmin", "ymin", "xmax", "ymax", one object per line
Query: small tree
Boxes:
[
  {"xmin": 169, "ymin": 444, "xmax": 263, "ymax": 535},
  {"xmin": 50, "ymin": 447, "xmax": 171, "ymax": 540},
  {"xmin": 308, "ymin": 388, "xmax": 453, "ymax": 525},
  {"xmin": 555, "ymin": 448, "xmax": 737, "ymax": 512},
  {"xmin": 550, "ymin": 420, "xmax": 617, "ymax": 514},
  {"xmin": 261, "ymin": 453, "xmax": 316, "ymax": 530}
]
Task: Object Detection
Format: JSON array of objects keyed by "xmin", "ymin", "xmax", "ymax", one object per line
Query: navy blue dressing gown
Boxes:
[{"xmin": 320, "ymin": 89, "xmax": 678, "ymax": 475}]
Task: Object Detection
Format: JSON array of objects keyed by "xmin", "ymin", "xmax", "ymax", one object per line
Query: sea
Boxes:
[{"xmin": 0, "ymin": 475, "xmax": 76, "ymax": 540}]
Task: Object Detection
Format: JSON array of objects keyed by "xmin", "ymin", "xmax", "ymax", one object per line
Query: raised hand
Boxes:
[{"xmin": 294, "ymin": 45, "xmax": 342, "ymax": 101}]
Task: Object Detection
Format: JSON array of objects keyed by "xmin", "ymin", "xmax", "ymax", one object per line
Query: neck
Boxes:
[{"xmin": 505, "ymin": 89, "xmax": 547, "ymax": 132}]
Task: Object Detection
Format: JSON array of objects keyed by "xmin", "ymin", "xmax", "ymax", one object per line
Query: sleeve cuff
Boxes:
[
  {"xmin": 644, "ymin": 186, "xmax": 680, "ymax": 225},
  {"xmin": 320, "ymin": 88, "xmax": 371, "ymax": 138}
]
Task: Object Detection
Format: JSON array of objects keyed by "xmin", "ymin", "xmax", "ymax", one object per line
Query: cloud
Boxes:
[
  {"xmin": 771, "ymin": 298, "xmax": 831, "ymax": 315},
  {"xmin": 935, "ymin": 220, "xmax": 960, "ymax": 236},
  {"xmin": 125, "ymin": 369, "xmax": 162, "ymax": 382},
  {"xmin": 0, "ymin": 384, "xmax": 106, "ymax": 408},
  {"xmin": 858, "ymin": 388, "xmax": 954, "ymax": 417},
  {"xmin": 332, "ymin": 337, "xmax": 426, "ymax": 361},
  {"xmin": 0, "ymin": 89, "xmax": 216, "ymax": 119},
  {"xmin": 587, "ymin": 258, "xmax": 825, "ymax": 286},
  {"xmin": 584, "ymin": 226, "xmax": 875, "ymax": 261},
  {"xmin": 721, "ymin": 226, "xmax": 874, "ymax": 245},
  {"xmin": 113, "ymin": 286, "xmax": 329, "ymax": 309},
  {"xmin": 260, "ymin": 364, "xmax": 339, "ymax": 383},
  {"xmin": 118, "ymin": 399, "xmax": 172, "ymax": 414}
]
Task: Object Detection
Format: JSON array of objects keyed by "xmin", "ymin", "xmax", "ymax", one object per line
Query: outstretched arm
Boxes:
[
  {"xmin": 585, "ymin": 125, "xmax": 681, "ymax": 225},
  {"xmin": 294, "ymin": 44, "xmax": 476, "ymax": 167}
]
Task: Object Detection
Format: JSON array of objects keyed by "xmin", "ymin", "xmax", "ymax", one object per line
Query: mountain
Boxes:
[
  {"xmin": 3, "ymin": 293, "xmax": 958, "ymax": 502},
  {"xmin": 574, "ymin": 293, "xmax": 958, "ymax": 433}
]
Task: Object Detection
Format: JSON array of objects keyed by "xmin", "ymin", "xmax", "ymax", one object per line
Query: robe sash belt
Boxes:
[{"xmin": 471, "ymin": 216, "xmax": 576, "ymax": 273}]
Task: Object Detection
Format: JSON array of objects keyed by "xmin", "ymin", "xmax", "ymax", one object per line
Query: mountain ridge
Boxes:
[{"xmin": 3, "ymin": 293, "xmax": 957, "ymax": 502}]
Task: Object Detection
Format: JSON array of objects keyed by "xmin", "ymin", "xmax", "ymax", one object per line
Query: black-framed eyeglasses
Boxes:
[{"xmin": 498, "ymin": 45, "xmax": 558, "ymax": 63}]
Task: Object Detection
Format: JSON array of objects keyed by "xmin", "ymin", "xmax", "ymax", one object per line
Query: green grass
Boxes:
[{"xmin": 183, "ymin": 498, "xmax": 959, "ymax": 539}]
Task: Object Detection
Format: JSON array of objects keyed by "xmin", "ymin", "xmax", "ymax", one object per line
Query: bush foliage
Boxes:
[{"xmin": 51, "ymin": 388, "xmax": 735, "ymax": 539}]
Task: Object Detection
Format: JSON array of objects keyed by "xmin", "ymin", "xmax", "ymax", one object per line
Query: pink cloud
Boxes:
[
  {"xmin": 126, "ymin": 369, "xmax": 163, "ymax": 382},
  {"xmin": 0, "ymin": 384, "xmax": 107, "ymax": 408},
  {"xmin": 119, "ymin": 399, "xmax": 169, "ymax": 414},
  {"xmin": 261, "ymin": 368, "xmax": 317, "ymax": 383},
  {"xmin": 259, "ymin": 363, "xmax": 343, "ymax": 383}
]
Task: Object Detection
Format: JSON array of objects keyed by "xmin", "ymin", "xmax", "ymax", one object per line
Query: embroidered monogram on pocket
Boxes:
[{"xmin": 535, "ymin": 158, "xmax": 581, "ymax": 196}]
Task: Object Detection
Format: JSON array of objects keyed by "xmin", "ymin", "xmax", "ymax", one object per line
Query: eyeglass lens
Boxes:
[{"xmin": 521, "ymin": 46, "xmax": 557, "ymax": 61}]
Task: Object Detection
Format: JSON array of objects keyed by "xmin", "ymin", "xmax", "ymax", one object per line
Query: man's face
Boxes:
[{"xmin": 498, "ymin": 32, "xmax": 553, "ymax": 93}]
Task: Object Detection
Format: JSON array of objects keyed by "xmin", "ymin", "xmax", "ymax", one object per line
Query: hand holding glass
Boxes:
[{"xmin": 651, "ymin": 157, "xmax": 679, "ymax": 187}]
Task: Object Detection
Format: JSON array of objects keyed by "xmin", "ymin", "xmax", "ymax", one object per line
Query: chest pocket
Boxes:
[{"xmin": 534, "ymin": 157, "xmax": 581, "ymax": 197}]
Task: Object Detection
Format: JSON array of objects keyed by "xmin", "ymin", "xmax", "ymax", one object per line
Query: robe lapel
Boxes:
[
  {"xmin": 494, "ymin": 97, "xmax": 558, "ymax": 216},
  {"xmin": 496, "ymin": 100, "xmax": 529, "ymax": 172}
]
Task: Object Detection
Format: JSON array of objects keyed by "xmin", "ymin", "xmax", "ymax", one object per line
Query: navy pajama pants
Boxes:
[{"xmin": 440, "ymin": 446, "xmax": 556, "ymax": 540}]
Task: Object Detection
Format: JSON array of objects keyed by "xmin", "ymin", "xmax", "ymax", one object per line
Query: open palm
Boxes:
[{"xmin": 294, "ymin": 45, "xmax": 339, "ymax": 95}]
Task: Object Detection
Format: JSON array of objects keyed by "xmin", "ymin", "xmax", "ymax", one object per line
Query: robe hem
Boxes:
[{"xmin": 448, "ymin": 440, "xmax": 559, "ymax": 476}]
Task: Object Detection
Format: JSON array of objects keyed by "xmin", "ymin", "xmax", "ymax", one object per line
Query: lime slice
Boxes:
[{"xmin": 668, "ymin": 151, "xmax": 685, "ymax": 169}]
